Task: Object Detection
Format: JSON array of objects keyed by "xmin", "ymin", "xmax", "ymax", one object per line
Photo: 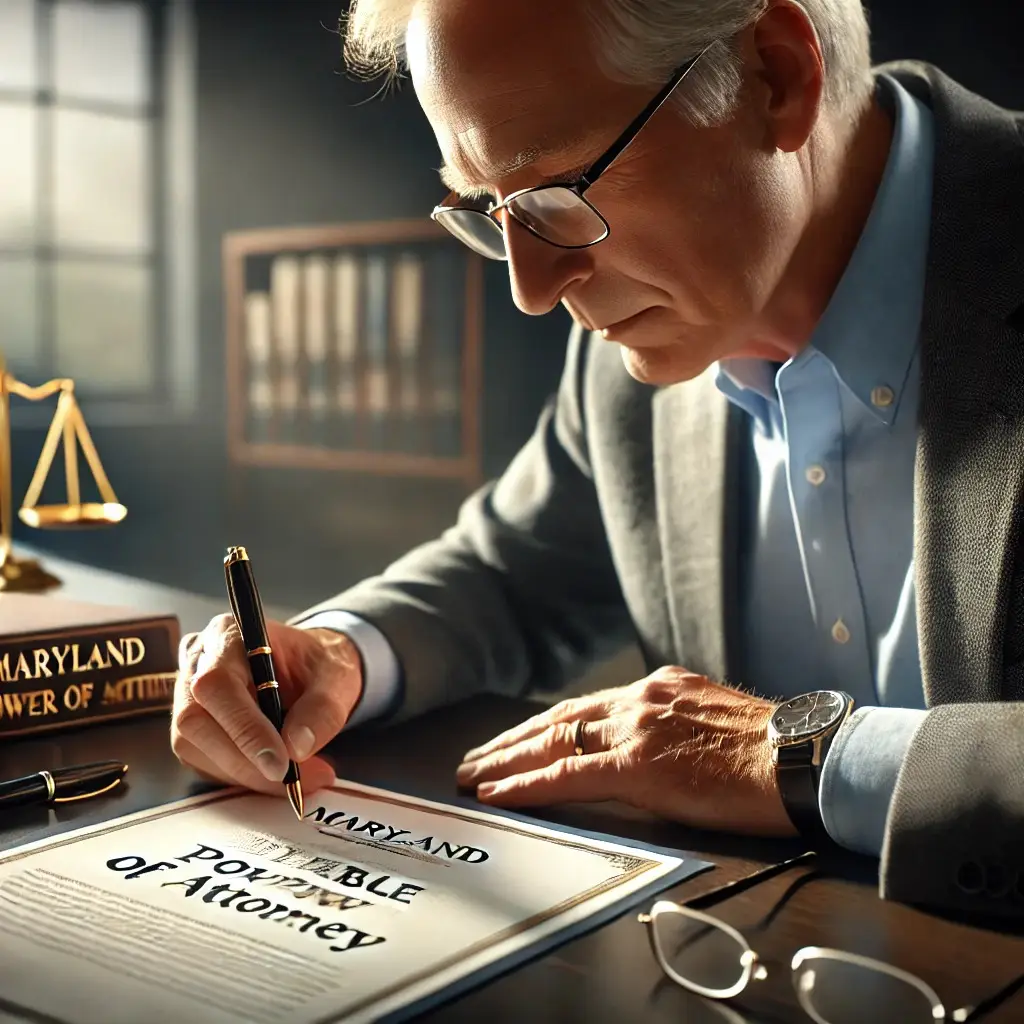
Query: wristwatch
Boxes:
[{"xmin": 768, "ymin": 690, "xmax": 854, "ymax": 843}]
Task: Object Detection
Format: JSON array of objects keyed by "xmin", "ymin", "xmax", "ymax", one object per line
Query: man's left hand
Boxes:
[{"xmin": 456, "ymin": 666, "xmax": 797, "ymax": 837}]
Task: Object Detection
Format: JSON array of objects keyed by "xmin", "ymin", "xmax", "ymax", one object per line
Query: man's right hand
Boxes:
[{"xmin": 171, "ymin": 615, "xmax": 362, "ymax": 796}]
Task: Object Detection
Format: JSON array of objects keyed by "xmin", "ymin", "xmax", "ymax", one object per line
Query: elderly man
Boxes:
[{"xmin": 173, "ymin": 0, "xmax": 1024, "ymax": 920}]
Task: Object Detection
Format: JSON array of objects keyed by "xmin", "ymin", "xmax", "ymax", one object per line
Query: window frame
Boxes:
[{"xmin": 1, "ymin": 0, "xmax": 197, "ymax": 428}]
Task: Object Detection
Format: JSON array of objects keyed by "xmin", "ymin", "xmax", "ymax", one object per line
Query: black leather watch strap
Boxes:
[{"xmin": 776, "ymin": 761, "xmax": 831, "ymax": 846}]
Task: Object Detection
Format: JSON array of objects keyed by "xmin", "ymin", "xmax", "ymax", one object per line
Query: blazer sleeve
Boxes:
[
  {"xmin": 879, "ymin": 701, "xmax": 1024, "ymax": 919},
  {"xmin": 290, "ymin": 323, "xmax": 635, "ymax": 722}
]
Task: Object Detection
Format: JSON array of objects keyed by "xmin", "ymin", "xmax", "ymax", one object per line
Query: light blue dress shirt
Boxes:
[
  {"xmin": 716, "ymin": 72, "xmax": 934, "ymax": 856},
  {"xmin": 300, "ymin": 73, "xmax": 934, "ymax": 859}
]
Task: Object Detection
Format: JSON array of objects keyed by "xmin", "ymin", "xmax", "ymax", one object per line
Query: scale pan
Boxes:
[{"xmin": 18, "ymin": 502, "xmax": 128, "ymax": 529}]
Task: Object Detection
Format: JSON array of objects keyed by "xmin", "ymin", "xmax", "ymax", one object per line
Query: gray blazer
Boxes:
[{"xmin": 296, "ymin": 61, "xmax": 1024, "ymax": 920}]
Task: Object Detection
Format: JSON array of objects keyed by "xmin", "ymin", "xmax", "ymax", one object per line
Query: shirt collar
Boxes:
[{"xmin": 716, "ymin": 72, "xmax": 936, "ymax": 426}]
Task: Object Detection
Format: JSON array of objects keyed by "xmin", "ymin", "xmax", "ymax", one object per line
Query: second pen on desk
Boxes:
[{"xmin": 224, "ymin": 545, "xmax": 304, "ymax": 820}]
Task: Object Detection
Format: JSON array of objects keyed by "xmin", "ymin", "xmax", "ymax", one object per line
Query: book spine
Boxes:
[
  {"xmin": 333, "ymin": 253, "xmax": 361, "ymax": 450},
  {"xmin": 271, "ymin": 255, "xmax": 302, "ymax": 445},
  {"xmin": 303, "ymin": 254, "xmax": 330, "ymax": 448},
  {"xmin": 364, "ymin": 254, "xmax": 391, "ymax": 451},
  {"xmin": 243, "ymin": 291, "xmax": 273, "ymax": 444},
  {"xmin": 0, "ymin": 617, "xmax": 181, "ymax": 739},
  {"xmin": 392, "ymin": 252, "xmax": 424, "ymax": 454},
  {"xmin": 430, "ymin": 247, "xmax": 464, "ymax": 458}
]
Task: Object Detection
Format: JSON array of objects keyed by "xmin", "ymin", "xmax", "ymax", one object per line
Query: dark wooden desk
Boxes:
[{"xmin": 2, "ymin": 695, "xmax": 1023, "ymax": 1024}]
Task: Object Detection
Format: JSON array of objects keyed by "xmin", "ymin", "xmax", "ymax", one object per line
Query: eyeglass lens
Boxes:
[
  {"xmin": 507, "ymin": 187, "xmax": 607, "ymax": 248},
  {"xmin": 653, "ymin": 910, "xmax": 751, "ymax": 996},
  {"xmin": 434, "ymin": 208, "xmax": 507, "ymax": 260},
  {"xmin": 434, "ymin": 185, "xmax": 608, "ymax": 260},
  {"xmin": 651, "ymin": 911, "xmax": 942, "ymax": 1023},
  {"xmin": 792, "ymin": 955, "xmax": 940, "ymax": 1024}
]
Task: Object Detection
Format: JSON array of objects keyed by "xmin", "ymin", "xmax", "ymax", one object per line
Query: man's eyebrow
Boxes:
[{"xmin": 438, "ymin": 145, "xmax": 591, "ymax": 198}]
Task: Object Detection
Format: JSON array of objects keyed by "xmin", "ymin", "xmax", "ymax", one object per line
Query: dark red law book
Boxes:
[{"xmin": 0, "ymin": 593, "xmax": 180, "ymax": 739}]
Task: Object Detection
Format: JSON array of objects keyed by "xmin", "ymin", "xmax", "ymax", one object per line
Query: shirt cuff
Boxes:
[
  {"xmin": 291, "ymin": 610, "xmax": 402, "ymax": 728},
  {"xmin": 819, "ymin": 706, "xmax": 929, "ymax": 858}
]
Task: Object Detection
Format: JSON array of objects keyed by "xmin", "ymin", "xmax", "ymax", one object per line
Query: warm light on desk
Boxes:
[{"xmin": 0, "ymin": 350, "xmax": 127, "ymax": 593}]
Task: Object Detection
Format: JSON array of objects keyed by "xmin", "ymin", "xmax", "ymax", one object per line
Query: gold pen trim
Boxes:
[
  {"xmin": 256, "ymin": 680, "xmax": 279, "ymax": 691},
  {"xmin": 247, "ymin": 645, "xmax": 272, "ymax": 657},
  {"xmin": 39, "ymin": 770, "xmax": 55, "ymax": 801},
  {"xmin": 223, "ymin": 545, "xmax": 249, "ymax": 566},
  {"xmin": 52, "ymin": 776, "xmax": 124, "ymax": 804}
]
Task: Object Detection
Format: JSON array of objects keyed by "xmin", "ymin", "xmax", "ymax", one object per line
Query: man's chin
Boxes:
[{"xmin": 619, "ymin": 343, "xmax": 711, "ymax": 387}]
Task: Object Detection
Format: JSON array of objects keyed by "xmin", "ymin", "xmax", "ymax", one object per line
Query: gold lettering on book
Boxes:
[
  {"xmin": 0, "ymin": 689, "xmax": 59, "ymax": 720},
  {"xmin": 0, "ymin": 636, "xmax": 147, "ymax": 684},
  {"xmin": 100, "ymin": 673, "xmax": 175, "ymax": 705}
]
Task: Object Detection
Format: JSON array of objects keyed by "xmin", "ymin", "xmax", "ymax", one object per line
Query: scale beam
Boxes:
[{"xmin": 0, "ymin": 351, "xmax": 127, "ymax": 592}]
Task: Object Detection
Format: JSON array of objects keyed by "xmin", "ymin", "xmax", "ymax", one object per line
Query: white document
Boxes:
[{"xmin": 0, "ymin": 781, "xmax": 710, "ymax": 1023}]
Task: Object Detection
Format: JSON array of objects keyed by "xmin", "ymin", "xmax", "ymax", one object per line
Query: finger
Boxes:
[
  {"xmin": 189, "ymin": 649, "xmax": 290, "ymax": 783},
  {"xmin": 172, "ymin": 733, "xmax": 336, "ymax": 797},
  {"xmin": 456, "ymin": 718, "xmax": 617, "ymax": 788},
  {"xmin": 474, "ymin": 751, "xmax": 623, "ymax": 808},
  {"xmin": 173, "ymin": 632, "xmax": 200, "ymax": 708},
  {"xmin": 461, "ymin": 696, "xmax": 608, "ymax": 763},
  {"xmin": 178, "ymin": 630, "xmax": 203, "ymax": 671},
  {"xmin": 281, "ymin": 630, "xmax": 362, "ymax": 762}
]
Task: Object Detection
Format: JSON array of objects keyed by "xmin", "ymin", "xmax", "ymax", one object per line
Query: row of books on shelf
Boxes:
[{"xmin": 241, "ymin": 245, "xmax": 469, "ymax": 458}]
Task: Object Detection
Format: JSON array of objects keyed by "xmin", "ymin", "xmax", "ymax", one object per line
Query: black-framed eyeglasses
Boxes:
[
  {"xmin": 429, "ymin": 44, "xmax": 712, "ymax": 261},
  {"xmin": 639, "ymin": 851, "xmax": 1024, "ymax": 1024}
]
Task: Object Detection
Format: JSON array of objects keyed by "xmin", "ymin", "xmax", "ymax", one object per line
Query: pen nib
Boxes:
[{"xmin": 286, "ymin": 780, "xmax": 304, "ymax": 820}]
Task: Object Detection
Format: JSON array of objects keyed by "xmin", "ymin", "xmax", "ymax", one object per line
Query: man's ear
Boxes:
[{"xmin": 749, "ymin": 0, "xmax": 826, "ymax": 153}]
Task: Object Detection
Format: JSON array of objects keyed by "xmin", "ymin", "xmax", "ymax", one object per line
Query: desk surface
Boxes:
[
  {"xmin": 11, "ymin": 543, "xmax": 296, "ymax": 633},
  {"xmin": 2, "ymin": 695, "xmax": 1023, "ymax": 1024}
]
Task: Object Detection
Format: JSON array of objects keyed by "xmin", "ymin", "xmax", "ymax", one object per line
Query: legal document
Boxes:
[{"xmin": 0, "ymin": 781, "xmax": 709, "ymax": 1023}]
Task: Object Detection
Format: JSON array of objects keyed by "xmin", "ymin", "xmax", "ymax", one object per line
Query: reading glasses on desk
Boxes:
[
  {"xmin": 638, "ymin": 851, "xmax": 1024, "ymax": 1024},
  {"xmin": 0, "ymin": 350, "xmax": 127, "ymax": 594}
]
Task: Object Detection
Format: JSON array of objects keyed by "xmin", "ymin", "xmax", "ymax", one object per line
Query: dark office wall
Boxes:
[{"xmin": 868, "ymin": 1, "xmax": 1023, "ymax": 105}]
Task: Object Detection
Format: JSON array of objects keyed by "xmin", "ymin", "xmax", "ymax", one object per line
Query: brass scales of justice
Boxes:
[{"xmin": 0, "ymin": 350, "xmax": 127, "ymax": 593}]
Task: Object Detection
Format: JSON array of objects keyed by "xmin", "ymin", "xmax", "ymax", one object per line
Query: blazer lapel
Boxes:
[
  {"xmin": 895, "ymin": 62, "xmax": 1024, "ymax": 704},
  {"xmin": 651, "ymin": 370, "xmax": 741, "ymax": 683}
]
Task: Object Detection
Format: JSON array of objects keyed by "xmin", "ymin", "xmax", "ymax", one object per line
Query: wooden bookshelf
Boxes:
[{"xmin": 223, "ymin": 219, "xmax": 484, "ymax": 486}]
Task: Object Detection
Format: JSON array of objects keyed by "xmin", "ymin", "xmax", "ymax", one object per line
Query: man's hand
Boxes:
[
  {"xmin": 456, "ymin": 666, "xmax": 796, "ymax": 837},
  {"xmin": 171, "ymin": 616, "xmax": 362, "ymax": 796}
]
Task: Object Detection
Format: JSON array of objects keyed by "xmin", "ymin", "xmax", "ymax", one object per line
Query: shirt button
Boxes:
[
  {"xmin": 831, "ymin": 619, "xmax": 851, "ymax": 644},
  {"xmin": 805, "ymin": 465, "xmax": 826, "ymax": 486},
  {"xmin": 871, "ymin": 385, "xmax": 895, "ymax": 408}
]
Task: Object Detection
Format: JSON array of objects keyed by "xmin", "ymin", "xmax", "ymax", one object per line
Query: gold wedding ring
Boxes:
[{"xmin": 572, "ymin": 719, "xmax": 587, "ymax": 757}]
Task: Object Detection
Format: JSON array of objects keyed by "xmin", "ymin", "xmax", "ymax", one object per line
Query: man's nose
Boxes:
[{"xmin": 502, "ymin": 214, "xmax": 593, "ymax": 316}]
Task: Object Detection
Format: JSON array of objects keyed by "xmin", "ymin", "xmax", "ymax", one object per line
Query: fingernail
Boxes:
[
  {"xmin": 287, "ymin": 726, "xmax": 315, "ymax": 762},
  {"xmin": 455, "ymin": 762, "xmax": 477, "ymax": 784},
  {"xmin": 254, "ymin": 749, "xmax": 285, "ymax": 782},
  {"xmin": 477, "ymin": 781, "xmax": 498, "ymax": 797},
  {"xmin": 462, "ymin": 747, "xmax": 485, "ymax": 763}
]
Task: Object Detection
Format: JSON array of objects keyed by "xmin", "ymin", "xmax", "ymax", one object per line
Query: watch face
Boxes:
[{"xmin": 771, "ymin": 691, "xmax": 848, "ymax": 740}]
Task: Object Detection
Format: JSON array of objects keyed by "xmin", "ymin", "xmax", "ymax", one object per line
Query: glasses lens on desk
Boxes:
[
  {"xmin": 791, "ymin": 948, "xmax": 946, "ymax": 1024},
  {"xmin": 649, "ymin": 901, "xmax": 759, "ymax": 999}
]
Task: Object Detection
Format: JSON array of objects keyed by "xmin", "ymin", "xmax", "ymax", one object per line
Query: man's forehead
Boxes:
[
  {"xmin": 408, "ymin": 0, "xmax": 617, "ymax": 193},
  {"xmin": 438, "ymin": 136, "xmax": 595, "ymax": 195}
]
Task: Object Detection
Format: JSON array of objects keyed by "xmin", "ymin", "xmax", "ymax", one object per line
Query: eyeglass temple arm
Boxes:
[
  {"xmin": 580, "ymin": 45, "xmax": 711, "ymax": 188},
  {"xmin": 957, "ymin": 970, "xmax": 1024, "ymax": 1022},
  {"xmin": 684, "ymin": 850, "xmax": 818, "ymax": 912}
]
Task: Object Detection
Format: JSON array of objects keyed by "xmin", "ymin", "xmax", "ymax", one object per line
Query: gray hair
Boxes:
[{"xmin": 343, "ymin": 0, "xmax": 874, "ymax": 128}]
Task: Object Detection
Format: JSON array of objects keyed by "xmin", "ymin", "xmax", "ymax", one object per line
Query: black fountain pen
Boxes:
[
  {"xmin": 224, "ymin": 545, "xmax": 304, "ymax": 820},
  {"xmin": 0, "ymin": 761, "xmax": 128, "ymax": 811}
]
